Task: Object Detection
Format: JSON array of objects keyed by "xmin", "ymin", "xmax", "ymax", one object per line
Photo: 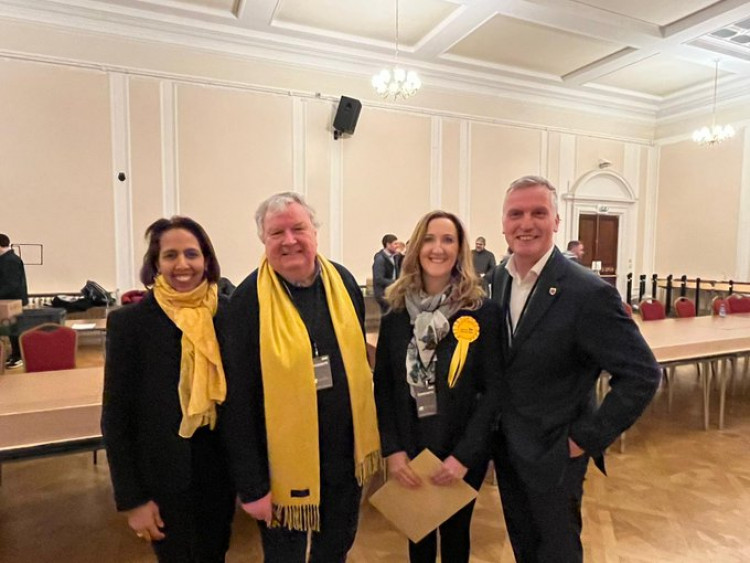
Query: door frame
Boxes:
[{"xmin": 561, "ymin": 170, "xmax": 637, "ymax": 298}]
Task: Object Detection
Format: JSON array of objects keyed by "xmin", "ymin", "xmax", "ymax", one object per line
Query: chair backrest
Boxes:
[
  {"xmin": 20, "ymin": 323, "xmax": 77, "ymax": 372},
  {"xmin": 673, "ymin": 296, "xmax": 696, "ymax": 318},
  {"xmin": 121, "ymin": 289, "xmax": 147, "ymax": 305},
  {"xmin": 711, "ymin": 296, "xmax": 728, "ymax": 316},
  {"xmin": 622, "ymin": 302, "xmax": 633, "ymax": 318},
  {"xmin": 639, "ymin": 298, "xmax": 666, "ymax": 321},
  {"xmin": 727, "ymin": 294, "xmax": 750, "ymax": 314}
]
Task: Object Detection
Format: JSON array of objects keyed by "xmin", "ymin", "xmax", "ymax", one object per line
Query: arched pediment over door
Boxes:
[{"xmin": 562, "ymin": 170, "xmax": 637, "ymax": 298}]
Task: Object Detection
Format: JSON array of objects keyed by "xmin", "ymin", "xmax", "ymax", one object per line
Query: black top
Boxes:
[
  {"xmin": 373, "ymin": 298, "xmax": 503, "ymax": 488},
  {"xmin": 220, "ymin": 262, "xmax": 366, "ymax": 503},
  {"xmin": 0, "ymin": 250, "xmax": 29, "ymax": 305},
  {"xmin": 101, "ymin": 292, "xmax": 231, "ymax": 511}
]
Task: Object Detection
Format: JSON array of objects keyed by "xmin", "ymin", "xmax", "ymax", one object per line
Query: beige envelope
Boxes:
[{"xmin": 368, "ymin": 449, "xmax": 479, "ymax": 542}]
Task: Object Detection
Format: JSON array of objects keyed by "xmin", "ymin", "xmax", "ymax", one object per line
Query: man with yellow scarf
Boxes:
[{"xmin": 221, "ymin": 192, "xmax": 381, "ymax": 562}]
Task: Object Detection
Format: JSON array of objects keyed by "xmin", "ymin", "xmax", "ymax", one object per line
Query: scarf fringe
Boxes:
[
  {"xmin": 356, "ymin": 450, "xmax": 384, "ymax": 487},
  {"xmin": 272, "ymin": 503, "xmax": 321, "ymax": 532}
]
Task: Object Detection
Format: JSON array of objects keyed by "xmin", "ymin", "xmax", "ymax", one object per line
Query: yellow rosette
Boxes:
[{"xmin": 447, "ymin": 316, "xmax": 480, "ymax": 388}]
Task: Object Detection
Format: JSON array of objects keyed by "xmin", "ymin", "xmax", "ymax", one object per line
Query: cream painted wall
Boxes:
[
  {"xmin": 176, "ymin": 84, "xmax": 294, "ymax": 286},
  {"xmin": 656, "ymin": 137, "xmax": 745, "ymax": 279},
  {"xmin": 0, "ymin": 59, "xmax": 114, "ymax": 293}
]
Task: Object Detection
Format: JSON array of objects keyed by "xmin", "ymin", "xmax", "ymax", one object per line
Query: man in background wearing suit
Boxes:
[
  {"xmin": 488, "ymin": 176, "xmax": 661, "ymax": 562},
  {"xmin": 372, "ymin": 233, "xmax": 400, "ymax": 312}
]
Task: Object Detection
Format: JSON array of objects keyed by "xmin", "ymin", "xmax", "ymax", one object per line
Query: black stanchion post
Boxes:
[
  {"xmin": 666, "ymin": 274, "xmax": 673, "ymax": 316},
  {"xmin": 729, "ymin": 280, "xmax": 734, "ymax": 296},
  {"xmin": 680, "ymin": 274, "xmax": 687, "ymax": 297},
  {"xmin": 626, "ymin": 273, "xmax": 632, "ymax": 304},
  {"xmin": 651, "ymin": 273, "xmax": 658, "ymax": 299}
]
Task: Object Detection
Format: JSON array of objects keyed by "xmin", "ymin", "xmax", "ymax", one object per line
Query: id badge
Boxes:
[
  {"xmin": 415, "ymin": 385, "xmax": 437, "ymax": 418},
  {"xmin": 313, "ymin": 355, "xmax": 334, "ymax": 391}
]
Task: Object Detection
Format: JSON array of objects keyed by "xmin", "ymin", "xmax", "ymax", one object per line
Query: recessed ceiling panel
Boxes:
[
  {"xmin": 275, "ymin": 0, "xmax": 457, "ymax": 46},
  {"xmin": 573, "ymin": 0, "xmax": 721, "ymax": 26},
  {"xmin": 448, "ymin": 14, "xmax": 623, "ymax": 76},
  {"xmin": 142, "ymin": 0, "xmax": 238, "ymax": 13},
  {"xmin": 593, "ymin": 55, "xmax": 723, "ymax": 96}
]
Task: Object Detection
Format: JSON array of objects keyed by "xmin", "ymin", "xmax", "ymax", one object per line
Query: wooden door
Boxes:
[{"xmin": 577, "ymin": 213, "xmax": 619, "ymax": 286}]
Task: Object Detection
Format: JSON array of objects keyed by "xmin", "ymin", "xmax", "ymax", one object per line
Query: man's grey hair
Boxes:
[
  {"xmin": 475, "ymin": 237, "xmax": 486, "ymax": 244},
  {"xmin": 506, "ymin": 175, "xmax": 558, "ymax": 212},
  {"xmin": 254, "ymin": 191, "xmax": 321, "ymax": 241}
]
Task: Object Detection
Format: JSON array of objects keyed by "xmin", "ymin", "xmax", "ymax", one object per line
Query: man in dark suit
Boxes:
[
  {"xmin": 372, "ymin": 233, "xmax": 400, "ymax": 312},
  {"xmin": 0, "ymin": 233, "xmax": 29, "ymax": 369},
  {"xmin": 488, "ymin": 175, "xmax": 661, "ymax": 562}
]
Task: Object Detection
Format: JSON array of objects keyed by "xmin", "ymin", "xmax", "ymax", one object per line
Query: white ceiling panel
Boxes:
[
  {"xmin": 593, "ymin": 54, "xmax": 723, "ymax": 96},
  {"xmin": 447, "ymin": 14, "xmax": 623, "ymax": 77},
  {"xmin": 274, "ymin": 0, "xmax": 457, "ymax": 46},
  {"xmin": 573, "ymin": 0, "xmax": 722, "ymax": 26}
]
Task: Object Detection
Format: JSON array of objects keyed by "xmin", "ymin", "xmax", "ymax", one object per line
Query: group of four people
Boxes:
[{"xmin": 101, "ymin": 175, "xmax": 661, "ymax": 563}]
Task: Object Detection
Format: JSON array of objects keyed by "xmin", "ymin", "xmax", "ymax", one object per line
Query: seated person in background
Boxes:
[
  {"xmin": 102, "ymin": 216, "xmax": 235, "ymax": 562},
  {"xmin": 374, "ymin": 210, "xmax": 503, "ymax": 563}
]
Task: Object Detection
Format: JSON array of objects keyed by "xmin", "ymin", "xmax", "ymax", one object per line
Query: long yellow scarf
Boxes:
[
  {"xmin": 258, "ymin": 255, "xmax": 382, "ymax": 531},
  {"xmin": 153, "ymin": 276, "xmax": 226, "ymax": 438}
]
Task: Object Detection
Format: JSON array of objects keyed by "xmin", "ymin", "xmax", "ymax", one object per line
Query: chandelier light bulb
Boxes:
[{"xmin": 372, "ymin": 0, "xmax": 421, "ymax": 100}]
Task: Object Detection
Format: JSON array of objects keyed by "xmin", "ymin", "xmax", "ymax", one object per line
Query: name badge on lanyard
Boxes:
[
  {"xmin": 415, "ymin": 384, "xmax": 437, "ymax": 418},
  {"xmin": 313, "ymin": 354, "xmax": 334, "ymax": 390}
]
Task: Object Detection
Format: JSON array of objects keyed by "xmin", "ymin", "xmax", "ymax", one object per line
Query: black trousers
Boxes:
[
  {"xmin": 408, "ymin": 499, "xmax": 476, "ymax": 563},
  {"xmin": 258, "ymin": 469, "xmax": 361, "ymax": 563},
  {"xmin": 151, "ymin": 430, "xmax": 236, "ymax": 563},
  {"xmin": 493, "ymin": 439, "xmax": 589, "ymax": 563},
  {"xmin": 8, "ymin": 334, "xmax": 21, "ymax": 361}
]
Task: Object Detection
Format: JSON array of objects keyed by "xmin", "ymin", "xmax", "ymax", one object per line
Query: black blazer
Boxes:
[
  {"xmin": 488, "ymin": 248, "xmax": 661, "ymax": 491},
  {"xmin": 372, "ymin": 249, "xmax": 398, "ymax": 301},
  {"xmin": 101, "ymin": 292, "xmax": 230, "ymax": 511},
  {"xmin": 373, "ymin": 298, "xmax": 503, "ymax": 488}
]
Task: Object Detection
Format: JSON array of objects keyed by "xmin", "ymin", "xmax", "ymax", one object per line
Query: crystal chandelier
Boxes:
[
  {"xmin": 372, "ymin": 0, "xmax": 421, "ymax": 100},
  {"xmin": 692, "ymin": 60, "xmax": 735, "ymax": 146}
]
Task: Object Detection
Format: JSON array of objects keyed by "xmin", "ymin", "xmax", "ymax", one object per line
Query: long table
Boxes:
[
  {"xmin": 0, "ymin": 367, "xmax": 103, "ymax": 480},
  {"xmin": 636, "ymin": 313, "xmax": 750, "ymax": 429}
]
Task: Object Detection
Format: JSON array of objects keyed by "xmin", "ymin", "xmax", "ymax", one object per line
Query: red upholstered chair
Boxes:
[
  {"xmin": 727, "ymin": 294, "xmax": 750, "ymax": 314},
  {"xmin": 121, "ymin": 289, "xmax": 147, "ymax": 305},
  {"xmin": 20, "ymin": 323, "xmax": 77, "ymax": 373},
  {"xmin": 639, "ymin": 298, "xmax": 666, "ymax": 321},
  {"xmin": 674, "ymin": 297, "xmax": 697, "ymax": 318},
  {"xmin": 712, "ymin": 297, "xmax": 728, "ymax": 316}
]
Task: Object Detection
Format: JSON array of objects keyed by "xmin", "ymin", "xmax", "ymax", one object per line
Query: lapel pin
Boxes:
[{"xmin": 549, "ymin": 287, "xmax": 557, "ymax": 296}]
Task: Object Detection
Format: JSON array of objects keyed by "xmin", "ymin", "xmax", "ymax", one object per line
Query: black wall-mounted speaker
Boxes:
[{"xmin": 333, "ymin": 96, "xmax": 362, "ymax": 138}]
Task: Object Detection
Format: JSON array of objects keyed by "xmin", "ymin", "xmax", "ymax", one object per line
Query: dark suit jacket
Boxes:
[
  {"xmin": 101, "ymin": 292, "xmax": 231, "ymax": 511},
  {"xmin": 488, "ymin": 248, "xmax": 660, "ymax": 491},
  {"xmin": 373, "ymin": 298, "xmax": 503, "ymax": 488},
  {"xmin": 372, "ymin": 249, "xmax": 398, "ymax": 302}
]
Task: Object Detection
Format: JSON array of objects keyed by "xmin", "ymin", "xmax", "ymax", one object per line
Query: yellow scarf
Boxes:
[
  {"xmin": 153, "ymin": 276, "xmax": 227, "ymax": 438},
  {"xmin": 258, "ymin": 255, "xmax": 382, "ymax": 531}
]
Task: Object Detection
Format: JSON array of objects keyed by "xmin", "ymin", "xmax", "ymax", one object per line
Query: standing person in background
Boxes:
[
  {"xmin": 488, "ymin": 176, "xmax": 661, "ymax": 562},
  {"xmin": 563, "ymin": 240, "xmax": 585, "ymax": 263},
  {"xmin": 373, "ymin": 234, "xmax": 400, "ymax": 312},
  {"xmin": 374, "ymin": 211, "xmax": 503, "ymax": 563},
  {"xmin": 0, "ymin": 233, "xmax": 29, "ymax": 370},
  {"xmin": 221, "ymin": 192, "xmax": 381, "ymax": 562},
  {"xmin": 471, "ymin": 236, "xmax": 496, "ymax": 279},
  {"xmin": 102, "ymin": 217, "xmax": 235, "ymax": 562}
]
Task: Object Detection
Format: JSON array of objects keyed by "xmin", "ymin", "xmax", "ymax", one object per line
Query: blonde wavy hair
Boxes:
[{"xmin": 386, "ymin": 210, "xmax": 484, "ymax": 311}]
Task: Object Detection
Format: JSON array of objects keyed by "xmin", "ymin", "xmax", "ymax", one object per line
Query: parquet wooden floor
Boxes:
[{"xmin": 2, "ymin": 345, "xmax": 749, "ymax": 562}]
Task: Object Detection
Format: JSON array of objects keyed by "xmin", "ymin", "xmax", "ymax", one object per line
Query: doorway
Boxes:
[{"xmin": 578, "ymin": 213, "xmax": 619, "ymax": 287}]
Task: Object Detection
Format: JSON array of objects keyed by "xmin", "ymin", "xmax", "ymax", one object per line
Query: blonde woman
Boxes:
[{"xmin": 373, "ymin": 210, "xmax": 503, "ymax": 563}]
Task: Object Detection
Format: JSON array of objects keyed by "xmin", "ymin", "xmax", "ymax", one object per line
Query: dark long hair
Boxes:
[{"xmin": 139, "ymin": 216, "xmax": 220, "ymax": 286}]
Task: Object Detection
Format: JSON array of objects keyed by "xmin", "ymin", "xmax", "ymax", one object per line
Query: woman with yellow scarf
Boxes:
[
  {"xmin": 373, "ymin": 210, "xmax": 503, "ymax": 563},
  {"xmin": 102, "ymin": 217, "xmax": 234, "ymax": 562}
]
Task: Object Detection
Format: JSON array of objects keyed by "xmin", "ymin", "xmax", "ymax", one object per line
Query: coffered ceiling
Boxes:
[{"xmin": 1, "ymin": 0, "xmax": 750, "ymax": 121}]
